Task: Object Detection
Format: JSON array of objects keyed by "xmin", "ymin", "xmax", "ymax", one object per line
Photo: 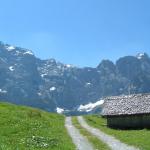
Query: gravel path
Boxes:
[
  {"xmin": 77, "ymin": 116, "xmax": 139, "ymax": 150},
  {"xmin": 65, "ymin": 117, "xmax": 94, "ymax": 150}
]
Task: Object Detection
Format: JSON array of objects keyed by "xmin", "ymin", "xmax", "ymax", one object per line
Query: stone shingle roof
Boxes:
[{"xmin": 102, "ymin": 93, "xmax": 150, "ymax": 116}]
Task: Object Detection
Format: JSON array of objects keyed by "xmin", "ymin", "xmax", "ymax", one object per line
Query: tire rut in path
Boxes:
[
  {"xmin": 65, "ymin": 117, "xmax": 94, "ymax": 150},
  {"xmin": 77, "ymin": 116, "xmax": 139, "ymax": 150}
]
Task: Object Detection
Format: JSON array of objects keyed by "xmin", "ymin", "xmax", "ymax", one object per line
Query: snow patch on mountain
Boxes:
[
  {"xmin": 37, "ymin": 92, "xmax": 42, "ymax": 96},
  {"xmin": 9, "ymin": 66, "xmax": 15, "ymax": 71},
  {"xmin": 137, "ymin": 53, "xmax": 145, "ymax": 59},
  {"xmin": 23, "ymin": 51, "xmax": 34, "ymax": 55},
  {"xmin": 50, "ymin": 87, "xmax": 56, "ymax": 91},
  {"xmin": 41, "ymin": 74, "xmax": 47, "ymax": 78},
  {"xmin": 86, "ymin": 82, "xmax": 91, "ymax": 85},
  {"xmin": 0, "ymin": 89, "xmax": 7, "ymax": 94},
  {"xmin": 15, "ymin": 50, "xmax": 22, "ymax": 56},
  {"xmin": 65, "ymin": 64, "xmax": 72, "ymax": 68},
  {"xmin": 6, "ymin": 46, "xmax": 15, "ymax": 51},
  {"xmin": 86, "ymin": 82, "xmax": 92, "ymax": 86},
  {"xmin": 78, "ymin": 99, "xmax": 104, "ymax": 112},
  {"xmin": 56, "ymin": 107, "xmax": 64, "ymax": 114},
  {"xmin": 85, "ymin": 82, "xmax": 92, "ymax": 88}
]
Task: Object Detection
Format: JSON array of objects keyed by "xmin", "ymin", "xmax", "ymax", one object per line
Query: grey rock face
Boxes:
[{"xmin": 0, "ymin": 42, "xmax": 150, "ymax": 112}]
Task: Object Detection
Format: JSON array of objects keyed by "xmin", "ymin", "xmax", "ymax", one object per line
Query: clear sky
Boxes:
[{"xmin": 0, "ymin": 0, "xmax": 150, "ymax": 67}]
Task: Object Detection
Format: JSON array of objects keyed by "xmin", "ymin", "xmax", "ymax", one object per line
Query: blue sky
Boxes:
[{"xmin": 0, "ymin": 0, "xmax": 150, "ymax": 67}]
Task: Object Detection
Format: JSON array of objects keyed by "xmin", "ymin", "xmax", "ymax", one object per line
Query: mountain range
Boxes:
[{"xmin": 1, "ymin": 41, "xmax": 150, "ymax": 113}]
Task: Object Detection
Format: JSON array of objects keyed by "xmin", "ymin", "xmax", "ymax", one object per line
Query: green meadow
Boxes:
[{"xmin": 0, "ymin": 102, "xmax": 75, "ymax": 150}]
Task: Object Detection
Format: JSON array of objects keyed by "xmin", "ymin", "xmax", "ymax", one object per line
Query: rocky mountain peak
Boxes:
[
  {"xmin": 97, "ymin": 60, "xmax": 116, "ymax": 75},
  {"xmin": 0, "ymin": 42, "xmax": 34, "ymax": 57}
]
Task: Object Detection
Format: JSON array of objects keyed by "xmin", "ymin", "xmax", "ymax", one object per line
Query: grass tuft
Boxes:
[{"xmin": 27, "ymin": 110, "xmax": 42, "ymax": 118}]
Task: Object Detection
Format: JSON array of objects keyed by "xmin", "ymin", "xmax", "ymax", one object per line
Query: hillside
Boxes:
[
  {"xmin": 0, "ymin": 102, "xmax": 75, "ymax": 150},
  {"xmin": 1, "ymin": 41, "xmax": 150, "ymax": 112}
]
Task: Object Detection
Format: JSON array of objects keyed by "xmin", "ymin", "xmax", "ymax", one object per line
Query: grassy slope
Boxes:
[
  {"xmin": 0, "ymin": 102, "xmax": 75, "ymax": 150},
  {"xmin": 84, "ymin": 115, "xmax": 150, "ymax": 150},
  {"xmin": 72, "ymin": 117, "xmax": 110, "ymax": 150}
]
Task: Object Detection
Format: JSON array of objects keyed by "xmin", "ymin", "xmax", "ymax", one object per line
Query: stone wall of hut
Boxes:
[{"xmin": 107, "ymin": 114, "xmax": 150, "ymax": 128}]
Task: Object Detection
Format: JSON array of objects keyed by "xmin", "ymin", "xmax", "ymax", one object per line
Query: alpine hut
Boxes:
[{"xmin": 102, "ymin": 94, "xmax": 150, "ymax": 129}]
